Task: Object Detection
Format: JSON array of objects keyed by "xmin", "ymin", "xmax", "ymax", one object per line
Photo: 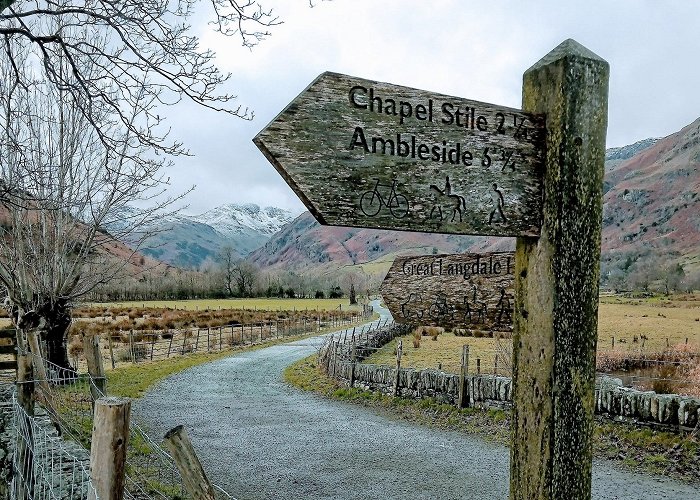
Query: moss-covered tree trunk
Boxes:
[{"xmin": 10, "ymin": 298, "xmax": 72, "ymax": 371}]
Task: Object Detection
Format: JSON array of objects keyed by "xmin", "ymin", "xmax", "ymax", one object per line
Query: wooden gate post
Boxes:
[
  {"xmin": 511, "ymin": 39, "xmax": 608, "ymax": 500},
  {"xmin": 89, "ymin": 397, "xmax": 131, "ymax": 500}
]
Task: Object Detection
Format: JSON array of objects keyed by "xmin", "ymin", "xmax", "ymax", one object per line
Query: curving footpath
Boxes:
[{"xmin": 135, "ymin": 302, "xmax": 700, "ymax": 499}]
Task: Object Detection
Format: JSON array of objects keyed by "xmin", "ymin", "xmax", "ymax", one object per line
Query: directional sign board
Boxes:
[
  {"xmin": 254, "ymin": 72, "xmax": 545, "ymax": 237},
  {"xmin": 380, "ymin": 252, "xmax": 515, "ymax": 331}
]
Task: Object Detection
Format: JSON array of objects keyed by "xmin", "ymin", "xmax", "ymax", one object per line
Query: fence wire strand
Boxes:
[{"xmin": 11, "ymin": 395, "xmax": 94, "ymax": 500}]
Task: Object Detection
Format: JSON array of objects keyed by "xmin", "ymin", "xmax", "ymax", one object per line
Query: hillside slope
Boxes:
[{"xmin": 601, "ymin": 118, "xmax": 700, "ymax": 275}]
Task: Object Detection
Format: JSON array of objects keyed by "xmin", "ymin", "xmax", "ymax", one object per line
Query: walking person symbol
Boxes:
[
  {"xmin": 496, "ymin": 288, "xmax": 512, "ymax": 325},
  {"xmin": 488, "ymin": 183, "xmax": 507, "ymax": 224}
]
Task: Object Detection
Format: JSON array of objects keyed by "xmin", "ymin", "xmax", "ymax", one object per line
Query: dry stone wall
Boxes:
[{"xmin": 329, "ymin": 326, "xmax": 700, "ymax": 431}]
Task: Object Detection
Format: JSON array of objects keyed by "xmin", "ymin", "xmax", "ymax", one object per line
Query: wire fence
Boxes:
[
  {"xmin": 14, "ymin": 352, "xmax": 205, "ymax": 499},
  {"xmin": 70, "ymin": 307, "xmax": 374, "ymax": 372},
  {"xmin": 11, "ymin": 395, "xmax": 93, "ymax": 500},
  {"xmin": 6, "ymin": 305, "xmax": 377, "ymax": 499}
]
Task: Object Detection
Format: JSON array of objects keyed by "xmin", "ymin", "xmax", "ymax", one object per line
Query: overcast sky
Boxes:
[{"xmin": 166, "ymin": 0, "xmax": 700, "ymax": 216}]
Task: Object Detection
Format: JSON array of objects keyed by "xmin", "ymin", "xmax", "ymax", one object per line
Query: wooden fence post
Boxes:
[
  {"xmin": 349, "ymin": 340, "xmax": 357, "ymax": 388},
  {"xmin": 148, "ymin": 334, "xmax": 155, "ymax": 360},
  {"xmin": 330, "ymin": 339, "xmax": 337, "ymax": 378},
  {"xmin": 108, "ymin": 335, "xmax": 116, "ymax": 370},
  {"xmin": 25, "ymin": 332, "xmax": 51, "ymax": 402},
  {"xmin": 88, "ymin": 397, "xmax": 131, "ymax": 500},
  {"xmin": 85, "ymin": 335, "xmax": 107, "ymax": 400},
  {"xmin": 15, "ymin": 347, "xmax": 35, "ymax": 500},
  {"xmin": 162, "ymin": 426, "xmax": 216, "ymax": 500},
  {"xmin": 129, "ymin": 330, "xmax": 136, "ymax": 363},
  {"xmin": 393, "ymin": 340, "xmax": 403, "ymax": 396},
  {"xmin": 458, "ymin": 344, "xmax": 470, "ymax": 408},
  {"xmin": 166, "ymin": 332, "xmax": 173, "ymax": 358},
  {"xmin": 511, "ymin": 39, "xmax": 608, "ymax": 500}
]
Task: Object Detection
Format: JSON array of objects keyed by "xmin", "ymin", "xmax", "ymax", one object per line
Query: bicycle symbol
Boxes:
[{"xmin": 359, "ymin": 178, "xmax": 409, "ymax": 219}]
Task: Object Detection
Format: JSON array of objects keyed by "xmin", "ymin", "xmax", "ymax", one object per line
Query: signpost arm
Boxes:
[{"xmin": 511, "ymin": 39, "xmax": 608, "ymax": 500}]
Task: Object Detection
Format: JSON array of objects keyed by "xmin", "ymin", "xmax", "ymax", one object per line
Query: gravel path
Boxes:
[{"xmin": 134, "ymin": 302, "xmax": 700, "ymax": 499}]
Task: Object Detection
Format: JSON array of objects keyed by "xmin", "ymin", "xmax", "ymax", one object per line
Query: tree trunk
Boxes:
[{"xmin": 11, "ymin": 298, "xmax": 73, "ymax": 371}]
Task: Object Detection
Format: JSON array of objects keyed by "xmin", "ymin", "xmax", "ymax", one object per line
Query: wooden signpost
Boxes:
[
  {"xmin": 380, "ymin": 252, "xmax": 515, "ymax": 331},
  {"xmin": 254, "ymin": 73, "xmax": 545, "ymax": 237},
  {"xmin": 255, "ymin": 38, "xmax": 608, "ymax": 500}
]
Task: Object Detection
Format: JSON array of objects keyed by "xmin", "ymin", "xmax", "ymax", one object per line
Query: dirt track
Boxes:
[{"xmin": 135, "ymin": 302, "xmax": 700, "ymax": 499}]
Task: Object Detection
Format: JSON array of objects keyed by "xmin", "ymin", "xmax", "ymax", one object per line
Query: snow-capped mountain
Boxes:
[
  {"xmin": 109, "ymin": 203, "xmax": 296, "ymax": 269},
  {"xmin": 193, "ymin": 203, "xmax": 294, "ymax": 238}
]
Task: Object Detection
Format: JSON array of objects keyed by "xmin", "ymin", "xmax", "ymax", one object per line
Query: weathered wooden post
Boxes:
[
  {"xmin": 89, "ymin": 397, "xmax": 131, "ymax": 500},
  {"xmin": 166, "ymin": 332, "xmax": 173, "ymax": 358},
  {"xmin": 15, "ymin": 341, "xmax": 35, "ymax": 500},
  {"xmin": 162, "ymin": 426, "xmax": 216, "ymax": 500},
  {"xmin": 349, "ymin": 339, "xmax": 357, "ymax": 388},
  {"xmin": 128, "ymin": 330, "xmax": 136, "ymax": 363},
  {"xmin": 108, "ymin": 334, "xmax": 116, "ymax": 369},
  {"xmin": 393, "ymin": 340, "xmax": 403, "ymax": 396},
  {"xmin": 511, "ymin": 39, "xmax": 608, "ymax": 500},
  {"xmin": 25, "ymin": 332, "xmax": 51, "ymax": 403},
  {"xmin": 84, "ymin": 335, "xmax": 107, "ymax": 400},
  {"xmin": 458, "ymin": 344, "xmax": 470, "ymax": 408}
]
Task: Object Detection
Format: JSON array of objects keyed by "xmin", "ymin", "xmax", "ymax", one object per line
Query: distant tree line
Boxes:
[
  {"xmin": 600, "ymin": 249, "xmax": 700, "ymax": 294},
  {"xmin": 87, "ymin": 248, "xmax": 374, "ymax": 303}
]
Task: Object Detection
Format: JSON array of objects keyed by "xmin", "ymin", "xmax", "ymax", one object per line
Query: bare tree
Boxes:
[
  {"xmin": 0, "ymin": 1, "xmax": 326, "ymax": 367},
  {"xmin": 219, "ymin": 246, "xmax": 236, "ymax": 297},
  {"xmin": 232, "ymin": 260, "xmax": 257, "ymax": 297},
  {"xmin": 0, "ymin": 30, "xmax": 180, "ymax": 368},
  {"xmin": 0, "ymin": 0, "xmax": 286, "ymax": 161}
]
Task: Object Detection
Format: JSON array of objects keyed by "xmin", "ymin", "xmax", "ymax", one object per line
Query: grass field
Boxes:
[
  {"xmin": 364, "ymin": 294, "xmax": 700, "ymax": 379},
  {"xmin": 87, "ymin": 297, "xmax": 364, "ymax": 312}
]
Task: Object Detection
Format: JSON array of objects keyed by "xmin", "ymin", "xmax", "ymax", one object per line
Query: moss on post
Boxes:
[{"xmin": 510, "ymin": 39, "xmax": 609, "ymax": 500}]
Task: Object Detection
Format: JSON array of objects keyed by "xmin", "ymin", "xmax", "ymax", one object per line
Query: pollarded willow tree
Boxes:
[{"xmin": 0, "ymin": 0, "xmax": 317, "ymax": 368}]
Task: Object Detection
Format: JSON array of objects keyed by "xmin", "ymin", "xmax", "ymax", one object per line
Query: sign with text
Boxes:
[
  {"xmin": 254, "ymin": 72, "xmax": 545, "ymax": 237},
  {"xmin": 380, "ymin": 252, "xmax": 515, "ymax": 331}
]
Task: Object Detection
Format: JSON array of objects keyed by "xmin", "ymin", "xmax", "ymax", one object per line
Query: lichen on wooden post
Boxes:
[{"xmin": 510, "ymin": 39, "xmax": 609, "ymax": 500}]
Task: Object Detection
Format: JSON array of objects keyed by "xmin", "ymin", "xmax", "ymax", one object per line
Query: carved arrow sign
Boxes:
[
  {"xmin": 380, "ymin": 252, "xmax": 515, "ymax": 331},
  {"xmin": 254, "ymin": 72, "xmax": 545, "ymax": 237}
]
